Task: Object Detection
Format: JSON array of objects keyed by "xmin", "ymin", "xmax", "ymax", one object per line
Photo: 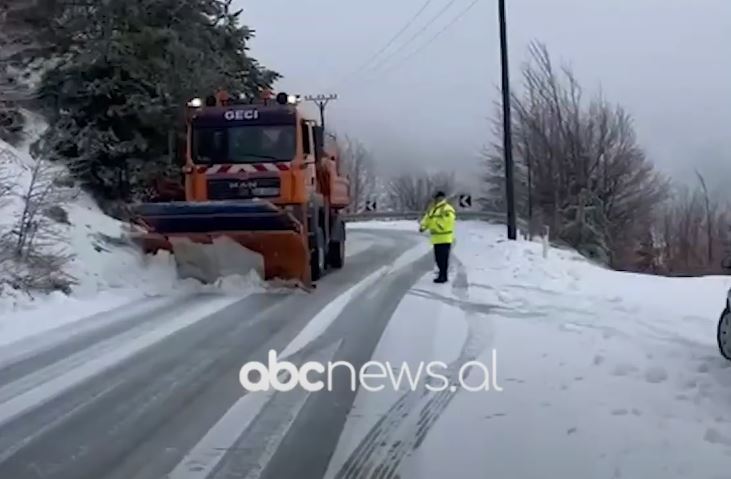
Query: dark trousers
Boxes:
[{"xmin": 433, "ymin": 243, "xmax": 451, "ymax": 280}]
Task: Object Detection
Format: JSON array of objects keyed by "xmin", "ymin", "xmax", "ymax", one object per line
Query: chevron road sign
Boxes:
[{"xmin": 458, "ymin": 194, "xmax": 472, "ymax": 208}]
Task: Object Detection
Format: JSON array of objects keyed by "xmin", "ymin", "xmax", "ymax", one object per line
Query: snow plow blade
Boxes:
[{"xmin": 129, "ymin": 201, "xmax": 310, "ymax": 284}]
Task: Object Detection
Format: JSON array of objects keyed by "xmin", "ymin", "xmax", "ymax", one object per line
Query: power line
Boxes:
[
  {"xmin": 332, "ymin": 0, "xmax": 435, "ymax": 87},
  {"xmin": 353, "ymin": 0, "xmax": 436, "ymax": 74},
  {"xmin": 366, "ymin": 0, "xmax": 462, "ymax": 73},
  {"xmin": 380, "ymin": 0, "xmax": 481, "ymax": 76}
]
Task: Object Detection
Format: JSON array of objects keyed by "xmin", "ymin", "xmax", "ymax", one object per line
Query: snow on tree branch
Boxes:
[
  {"xmin": 340, "ymin": 136, "xmax": 377, "ymax": 213},
  {"xmin": 0, "ymin": 143, "xmax": 76, "ymax": 295},
  {"xmin": 386, "ymin": 172, "xmax": 456, "ymax": 212}
]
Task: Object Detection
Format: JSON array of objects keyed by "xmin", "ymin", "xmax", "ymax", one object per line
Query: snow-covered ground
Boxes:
[{"xmin": 329, "ymin": 221, "xmax": 731, "ymax": 479}]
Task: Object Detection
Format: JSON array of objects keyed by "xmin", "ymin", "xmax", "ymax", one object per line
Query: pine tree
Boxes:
[{"xmin": 36, "ymin": 0, "xmax": 279, "ymax": 205}]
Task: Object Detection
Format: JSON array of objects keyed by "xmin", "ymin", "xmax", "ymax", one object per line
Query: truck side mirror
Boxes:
[{"xmin": 301, "ymin": 120, "xmax": 312, "ymax": 156}]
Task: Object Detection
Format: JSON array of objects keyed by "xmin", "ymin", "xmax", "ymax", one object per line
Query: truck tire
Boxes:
[
  {"xmin": 718, "ymin": 304, "xmax": 731, "ymax": 361},
  {"xmin": 328, "ymin": 238, "xmax": 345, "ymax": 269},
  {"xmin": 310, "ymin": 227, "xmax": 326, "ymax": 281}
]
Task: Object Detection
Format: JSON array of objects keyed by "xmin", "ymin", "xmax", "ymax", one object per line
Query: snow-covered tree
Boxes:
[
  {"xmin": 386, "ymin": 172, "xmax": 457, "ymax": 212},
  {"xmin": 35, "ymin": 0, "xmax": 279, "ymax": 204}
]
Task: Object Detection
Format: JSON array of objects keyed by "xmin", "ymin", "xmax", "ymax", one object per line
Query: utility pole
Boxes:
[
  {"xmin": 498, "ymin": 0, "xmax": 517, "ymax": 240},
  {"xmin": 304, "ymin": 94, "xmax": 338, "ymax": 131}
]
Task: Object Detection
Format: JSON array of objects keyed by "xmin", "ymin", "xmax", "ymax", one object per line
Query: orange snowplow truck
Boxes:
[{"xmin": 131, "ymin": 90, "xmax": 350, "ymax": 285}]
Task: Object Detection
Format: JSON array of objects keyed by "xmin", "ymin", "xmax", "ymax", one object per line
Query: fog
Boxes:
[{"xmin": 240, "ymin": 0, "xmax": 731, "ymax": 190}]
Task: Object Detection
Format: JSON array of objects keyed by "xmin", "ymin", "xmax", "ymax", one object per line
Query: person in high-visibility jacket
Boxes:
[{"xmin": 419, "ymin": 191, "xmax": 456, "ymax": 283}]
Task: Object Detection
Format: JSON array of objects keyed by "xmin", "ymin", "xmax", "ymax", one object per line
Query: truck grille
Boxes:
[{"xmin": 207, "ymin": 177, "xmax": 281, "ymax": 200}]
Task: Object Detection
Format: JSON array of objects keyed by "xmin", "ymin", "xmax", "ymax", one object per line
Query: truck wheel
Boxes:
[
  {"xmin": 310, "ymin": 228, "xmax": 326, "ymax": 281},
  {"xmin": 717, "ymin": 305, "xmax": 731, "ymax": 361},
  {"xmin": 328, "ymin": 239, "xmax": 345, "ymax": 269}
]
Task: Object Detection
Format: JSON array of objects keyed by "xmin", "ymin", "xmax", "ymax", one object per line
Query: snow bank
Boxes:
[
  {"xmin": 328, "ymin": 221, "xmax": 731, "ymax": 479},
  {"xmin": 0, "ymin": 133, "xmax": 178, "ymax": 305}
]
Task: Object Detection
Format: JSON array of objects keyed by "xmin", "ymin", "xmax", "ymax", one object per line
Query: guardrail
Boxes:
[
  {"xmin": 343, "ymin": 211, "xmax": 530, "ymax": 237},
  {"xmin": 343, "ymin": 210, "xmax": 500, "ymax": 221}
]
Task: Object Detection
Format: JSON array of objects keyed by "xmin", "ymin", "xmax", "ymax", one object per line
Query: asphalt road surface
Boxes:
[{"xmin": 0, "ymin": 228, "xmax": 433, "ymax": 479}]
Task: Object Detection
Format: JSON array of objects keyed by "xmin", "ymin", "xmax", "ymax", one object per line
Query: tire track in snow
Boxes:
[
  {"xmin": 0, "ymin": 294, "xmax": 243, "ymax": 456},
  {"xmin": 0, "ymin": 295, "xmax": 240, "ymax": 424},
  {"xmin": 0, "ymin": 295, "xmax": 186, "ymax": 371},
  {"xmin": 333, "ymin": 257, "xmax": 496, "ymax": 479},
  {"xmin": 337, "ymin": 392, "xmax": 426, "ymax": 478},
  {"xmin": 0, "ymin": 294, "xmax": 271, "ymax": 478},
  {"xmin": 0, "ymin": 295, "xmax": 207, "ymax": 390}
]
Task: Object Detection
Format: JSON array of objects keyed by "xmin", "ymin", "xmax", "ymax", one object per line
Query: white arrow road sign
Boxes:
[{"xmin": 458, "ymin": 194, "xmax": 472, "ymax": 208}]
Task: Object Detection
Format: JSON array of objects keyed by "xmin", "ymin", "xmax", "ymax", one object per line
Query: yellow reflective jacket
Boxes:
[{"xmin": 420, "ymin": 200, "xmax": 456, "ymax": 244}]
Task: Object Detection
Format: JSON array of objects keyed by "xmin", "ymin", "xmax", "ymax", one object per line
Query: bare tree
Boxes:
[
  {"xmin": 387, "ymin": 171, "xmax": 456, "ymax": 212},
  {"xmin": 483, "ymin": 41, "xmax": 668, "ymax": 265},
  {"xmin": 655, "ymin": 181, "xmax": 729, "ymax": 275},
  {"xmin": 340, "ymin": 136, "xmax": 376, "ymax": 213},
  {"xmin": 695, "ymin": 170, "xmax": 715, "ymax": 265},
  {"xmin": 634, "ymin": 224, "xmax": 663, "ymax": 273},
  {"xmin": 0, "ymin": 144, "xmax": 76, "ymax": 293}
]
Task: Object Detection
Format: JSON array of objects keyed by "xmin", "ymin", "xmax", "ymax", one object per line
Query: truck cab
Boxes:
[
  {"xmin": 187, "ymin": 95, "xmax": 346, "ymax": 202},
  {"xmin": 149, "ymin": 90, "xmax": 351, "ymax": 282}
]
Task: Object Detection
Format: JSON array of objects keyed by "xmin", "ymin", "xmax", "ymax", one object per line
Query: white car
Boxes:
[{"xmin": 718, "ymin": 290, "xmax": 731, "ymax": 360}]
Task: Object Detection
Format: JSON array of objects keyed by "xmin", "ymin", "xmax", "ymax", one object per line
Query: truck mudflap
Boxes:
[{"xmin": 130, "ymin": 200, "xmax": 310, "ymax": 284}]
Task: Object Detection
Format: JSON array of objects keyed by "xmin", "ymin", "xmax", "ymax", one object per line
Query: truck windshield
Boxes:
[{"xmin": 193, "ymin": 125, "xmax": 296, "ymax": 163}]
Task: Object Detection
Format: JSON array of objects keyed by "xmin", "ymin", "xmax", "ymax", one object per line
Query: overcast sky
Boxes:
[{"xmin": 239, "ymin": 0, "xmax": 730, "ymax": 189}]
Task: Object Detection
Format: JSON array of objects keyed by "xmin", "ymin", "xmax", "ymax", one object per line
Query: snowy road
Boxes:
[
  {"xmin": 0, "ymin": 228, "xmax": 432, "ymax": 479},
  {"xmin": 2, "ymin": 223, "xmax": 731, "ymax": 479}
]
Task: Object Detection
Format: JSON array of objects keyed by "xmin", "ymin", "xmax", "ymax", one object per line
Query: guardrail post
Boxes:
[{"xmin": 542, "ymin": 225, "xmax": 550, "ymax": 258}]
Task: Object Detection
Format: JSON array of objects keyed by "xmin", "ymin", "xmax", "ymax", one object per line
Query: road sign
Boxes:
[
  {"xmin": 365, "ymin": 200, "xmax": 377, "ymax": 212},
  {"xmin": 458, "ymin": 194, "xmax": 472, "ymax": 209}
]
